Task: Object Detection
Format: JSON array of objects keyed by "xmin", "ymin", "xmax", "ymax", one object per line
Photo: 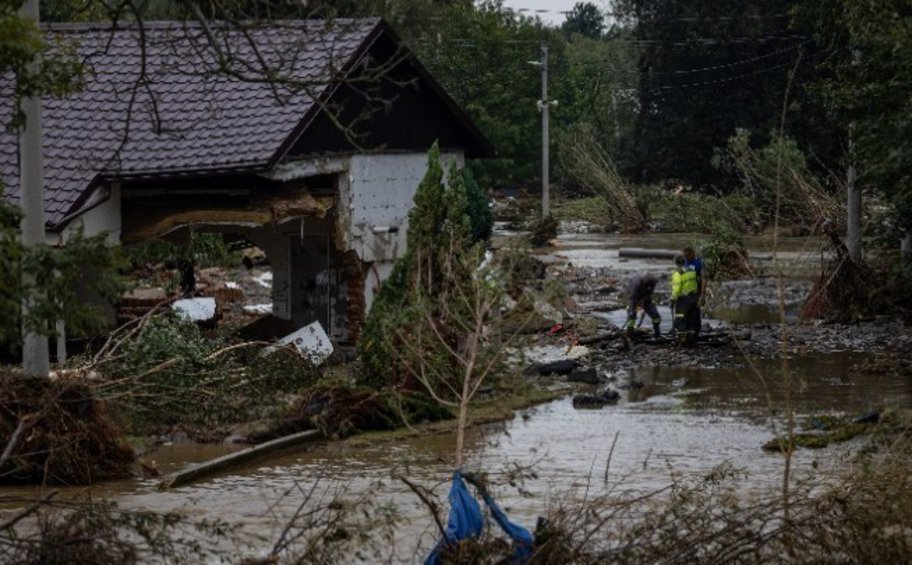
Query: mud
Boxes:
[{"xmin": 536, "ymin": 231, "xmax": 912, "ymax": 380}]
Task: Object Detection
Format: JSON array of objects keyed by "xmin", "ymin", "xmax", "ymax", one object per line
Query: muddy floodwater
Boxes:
[
  {"xmin": 4, "ymin": 350, "xmax": 906, "ymax": 562},
  {"xmin": 3, "ymin": 231, "xmax": 908, "ymax": 562}
]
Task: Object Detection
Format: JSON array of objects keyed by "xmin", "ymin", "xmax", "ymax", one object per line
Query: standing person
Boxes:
[
  {"xmin": 682, "ymin": 246, "xmax": 706, "ymax": 305},
  {"xmin": 625, "ymin": 273, "xmax": 661, "ymax": 339},
  {"xmin": 683, "ymin": 246, "xmax": 705, "ymax": 339},
  {"xmin": 670, "ymin": 255, "xmax": 699, "ymax": 346}
]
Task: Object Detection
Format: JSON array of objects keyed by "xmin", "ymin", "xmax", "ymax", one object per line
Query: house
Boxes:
[{"xmin": 0, "ymin": 19, "xmax": 493, "ymax": 342}]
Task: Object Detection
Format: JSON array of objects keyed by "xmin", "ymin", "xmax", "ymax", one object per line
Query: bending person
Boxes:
[{"xmin": 625, "ymin": 273, "xmax": 661, "ymax": 339}]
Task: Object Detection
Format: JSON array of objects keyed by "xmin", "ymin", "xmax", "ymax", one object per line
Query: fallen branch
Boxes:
[{"xmin": 396, "ymin": 474, "xmax": 447, "ymax": 538}]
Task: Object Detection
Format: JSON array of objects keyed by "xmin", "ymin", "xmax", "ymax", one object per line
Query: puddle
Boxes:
[
  {"xmin": 630, "ymin": 352, "xmax": 912, "ymax": 416},
  {"xmin": 593, "ymin": 306, "xmax": 726, "ymax": 333},
  {"xmin": 707, "ymin": 305, "xmax": 799, "ymax": 324}
]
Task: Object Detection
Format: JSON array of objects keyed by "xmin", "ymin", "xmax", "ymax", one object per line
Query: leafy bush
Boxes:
[
  {"xmin": 699, "ymin": 223, "xmax": 752, "ymax": 280},
  {"xmin": 635, "ymin": 185, "xmax": 757, "ymax": 234},
  {"xmin": 552, "ymin": 196, "xmax": 614, "ymax": 227},
  {"xmin": 463, "ymin": 167, "xmax": 493, "ymax": 242}
]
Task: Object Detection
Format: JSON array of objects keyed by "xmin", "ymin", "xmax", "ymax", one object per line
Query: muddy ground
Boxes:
[{"xmin": 531, "ymin": 254, "xmax": 912, "ymax": 386}]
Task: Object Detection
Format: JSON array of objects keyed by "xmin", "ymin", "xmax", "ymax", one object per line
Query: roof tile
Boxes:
[{"xmin": 1, "ymin": 19, "xmax": 378, "ymax": 226}]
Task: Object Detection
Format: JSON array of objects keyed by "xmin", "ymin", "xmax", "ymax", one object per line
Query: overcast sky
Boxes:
[
  {"xmin": 498, "ymin": 0, "xmax": 585, "ymax": 27},
  {"xmin": 496, "ymin": 0, "xmax": 609, "ymax": 26}
]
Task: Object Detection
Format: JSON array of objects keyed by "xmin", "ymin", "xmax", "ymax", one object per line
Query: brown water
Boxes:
[
  {"xmin": 532, "ymin": 231, "xmax": 827, "ymax": 278},
  {"xmin": 3, "ymin": 351, "xmax": 904, "ymax": 561}
]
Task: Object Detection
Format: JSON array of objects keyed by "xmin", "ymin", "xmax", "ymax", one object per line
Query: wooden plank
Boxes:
[
  {"xmin": 618, "ymin": 247, "xmax": 677, "ymax": 259},
  {"xmin": 159, "ymin": 429, "xmax": 323, "ymax": 490}
]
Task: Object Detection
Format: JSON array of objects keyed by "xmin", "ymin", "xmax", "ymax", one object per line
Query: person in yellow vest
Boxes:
[{"xmin": 670, "ymin": 254, "xmax": 700, "ymax": 346}]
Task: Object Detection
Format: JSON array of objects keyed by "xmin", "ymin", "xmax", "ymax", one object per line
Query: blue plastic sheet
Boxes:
[
  {"xmin": 482, "ymin": 492, "xmax": 534, "ymax": 563},
  {"xmin": 424, "ymin": 471, "xmax": 484, "ymax": 565},
  {"xmin": 424, "ymin": 471, "xmax": 534, "ymax": 564}
]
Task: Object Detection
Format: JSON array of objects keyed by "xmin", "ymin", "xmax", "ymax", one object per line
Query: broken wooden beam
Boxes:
[{"xmin": 159, "ymin": 429, "xmax": 323, "ymax": 490}]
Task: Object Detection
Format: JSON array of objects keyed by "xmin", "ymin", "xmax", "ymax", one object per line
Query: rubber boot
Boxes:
[{"xmin": 653, "ymin": 322, "xmax": 661, "ymax": 339}]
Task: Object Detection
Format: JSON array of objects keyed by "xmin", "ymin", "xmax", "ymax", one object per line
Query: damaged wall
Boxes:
[
  {"xmin": 335, "ymin": 151, "xmax": 464, "ymax": 314},
  {"xmin": 253, "ymin": 150, "xmax": 465, "ymax": 342}
]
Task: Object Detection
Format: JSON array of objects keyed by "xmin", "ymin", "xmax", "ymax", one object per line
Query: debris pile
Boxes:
[{"xmin": 0, "ymin": 374, "xmax": 134, "ymax": 485}]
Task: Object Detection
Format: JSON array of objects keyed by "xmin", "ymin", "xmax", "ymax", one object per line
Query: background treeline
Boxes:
[{"xmin": 36, "ymin": 0, "xmax": 912, "ymax": 234}]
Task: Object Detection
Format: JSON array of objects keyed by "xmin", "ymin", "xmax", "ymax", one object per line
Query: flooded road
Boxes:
[{"xmin": 529, "ymin": 231, "xmax": 829, "ymax": 277}]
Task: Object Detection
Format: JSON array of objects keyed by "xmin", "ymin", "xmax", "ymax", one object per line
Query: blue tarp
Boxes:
[
  {"xmin": 425, "ymin": 471, "xmax": 534, "ymax": 564},
  {"xmin": 482, "ymin": 492, "xmax": 534, "ymax": 563}
]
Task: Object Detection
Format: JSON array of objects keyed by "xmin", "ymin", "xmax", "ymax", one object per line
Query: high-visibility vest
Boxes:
[{"xmin": 671, "ymin": 267, "xmax": 698, "ymax": 300}]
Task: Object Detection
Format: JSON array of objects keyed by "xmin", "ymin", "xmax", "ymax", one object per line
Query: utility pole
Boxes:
[
  {"xmin": 538, "ymin": 42, "xmax": 552, "ymax": 218},
  {"xmin": 846, "ymin": 49, "xmax": 862, "ymax": 264},
  {"xmin": 18, "ymin": 0, "xmax": 50, "ymax": 377}
]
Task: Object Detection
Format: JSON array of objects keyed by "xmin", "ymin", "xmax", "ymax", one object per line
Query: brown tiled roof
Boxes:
[{"xmin": 0, "ymin": 19, "xmax": 380, "ymax": 227}]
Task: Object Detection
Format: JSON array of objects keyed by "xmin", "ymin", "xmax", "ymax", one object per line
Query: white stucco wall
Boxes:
[
  {"xmin": 340, "ymin": 152, "xmax": 464, "ymax": 263},
  {"xmin": 45, "ymin": 183, "xmax": 122, "ymax": 246}
]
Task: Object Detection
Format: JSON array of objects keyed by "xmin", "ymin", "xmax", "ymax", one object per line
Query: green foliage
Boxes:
[
  {"xmin": 406, "ymin": 143, "xmax": 447, "ymax": 283},
  {"xmin": 126, "ymin": 232, "xmax": 236, "ymax": 269},
  {"xmin": 699, "ymin": 222, "xmax": 751, "ymax": 280},
  {"xmin": 552, "ymin": 195, "xmax": 612, "ymax": 226},
  {"xmin": 798, "ymin": 0, "xmax": 912, "ymax": 231},
  {"xmin": 462, "ymin": 167, "xmax": 493, "ymax": 242},
  {"xmin": 443, "ymin": 160, "xmax": 473, "ymax": 249},
  {"xmin": 0, "ymin": 202, "xmax": 24, "ymax": 346},
  {"xmin": 0, "ymin": 0, "xmax": 84, "ymax": 129},
  {"xmin": 358, "ymin": 143, "xmax": 486, "ymax": 389},
  {"xmin": 395, "ymin": 2, "xmax": 547, "ymax": 187},
  {"xmin": 562, "ymin": 2, "xmax": 604, "ymax": 39},
  {"xmin": 0, "ymin": 200, "xmax": 126, "ymax": 347},
  {"xmin": 615, "ymin": 0, "xmax": 831, "ymax": 189},
  {"xmin": 636, "ymin": 185, "xmax": 757, "ymax": 233}
]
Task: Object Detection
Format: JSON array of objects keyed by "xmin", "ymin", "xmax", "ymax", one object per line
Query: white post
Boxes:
[{"xmin": 19, "ymin": 0, "xmax": 50, "ymax": 377}]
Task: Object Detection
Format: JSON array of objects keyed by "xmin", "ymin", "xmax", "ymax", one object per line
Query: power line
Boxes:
[
  {"xmin": 638, "ymin": 60, "xmax": 797, "ymax": 92},
  {"xmin": 573, "ymin": 40, "xmax": 810, "ymax": 76},
  {"xmin": 410, "ymin": 34, "xmax": 809, "ymax": 49}
]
